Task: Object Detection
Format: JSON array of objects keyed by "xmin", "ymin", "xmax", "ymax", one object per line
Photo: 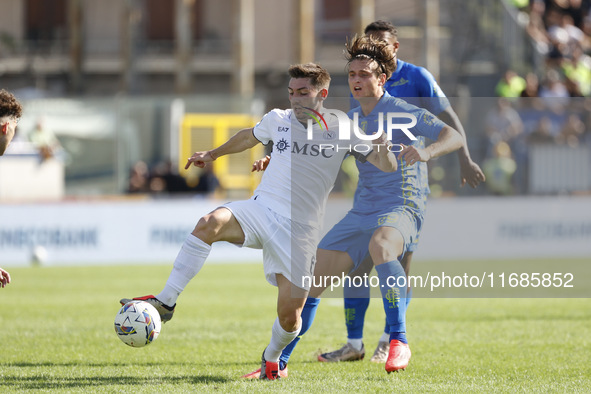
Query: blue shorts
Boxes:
[
  {"xmin": 406, "ymin": 195, "xmax": 427, "ymax": 253},
  {"xmin": 318, "ymin": 206, "xmax": 423, "ymax": 271}
]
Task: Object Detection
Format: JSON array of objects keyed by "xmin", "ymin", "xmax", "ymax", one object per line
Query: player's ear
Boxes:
[
  {"xmin": 320, "ymin": 88, "xmax": 328, "ymax": 99},
  {"xmin": 1, "ymin": 122, "xmax": 7, "ymax": 135},
  {"xmin": 378, "ymin": 73, "xmax": 387, "ymax": 87}
]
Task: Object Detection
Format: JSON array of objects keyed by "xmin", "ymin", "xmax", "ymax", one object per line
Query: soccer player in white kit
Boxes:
[{"xmin": 121, "ymin": 63, "xmax": 397, "ymax": 380}]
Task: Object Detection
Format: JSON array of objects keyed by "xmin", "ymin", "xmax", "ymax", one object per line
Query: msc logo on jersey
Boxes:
[{"xmin": 291, "ymin": 141, "xmax": 335, "ymax": 158}]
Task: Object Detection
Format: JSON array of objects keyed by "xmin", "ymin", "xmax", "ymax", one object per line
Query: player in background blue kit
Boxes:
[
  {"xmin": 244, "ymin": 34, "xmax": 464, "ymax": 377},
  {"xmin": 325, "ymin": 20, "xmax": 487, "ymax": 364}
]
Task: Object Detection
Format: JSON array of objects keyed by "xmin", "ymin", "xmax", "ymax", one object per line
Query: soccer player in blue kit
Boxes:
[
  {"xmin": 244, "ymin": 35, "xmax": 463, "ymax": 377},
  {"xmin": 322, "ymin": 20, "xmax": 487, "ymax": 364}
]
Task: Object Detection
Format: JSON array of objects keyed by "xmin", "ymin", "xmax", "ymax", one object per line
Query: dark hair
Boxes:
[
  {"xmin": 0, "ymin": 89, "xmax": 23, "ymax": 119},
  {"xmin": 364, "ymin": 20, "xmax": 398, "ymax": 38},
  {"xmin": 288, "ymin": 63, "xmax": 331, "ymax": 90},
  {"xmin": 344, "ymin": 35, "xmax": 397, "ymax": 79}
]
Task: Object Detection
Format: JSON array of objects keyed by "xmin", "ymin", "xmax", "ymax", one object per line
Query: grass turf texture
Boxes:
[{"xmin": 0, "ymin": 263, "xmax": 589, "ymax": 393}]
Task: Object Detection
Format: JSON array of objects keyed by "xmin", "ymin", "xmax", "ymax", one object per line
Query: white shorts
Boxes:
[{"xmin": 223, "ymin": 198, "xmax": 319, "ymax": 290}]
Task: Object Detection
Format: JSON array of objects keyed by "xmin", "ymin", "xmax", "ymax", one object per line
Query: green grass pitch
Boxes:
[{"xmin": 0, "ymin": 262, "xmax": 589, "ymax": 392}]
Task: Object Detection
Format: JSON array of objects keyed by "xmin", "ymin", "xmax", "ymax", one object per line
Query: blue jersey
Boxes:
[
  {"xmin": 350, "ymin": 59, "xmax": 451, "ymax": 202},
  {"xmin": 349, "ymin": 92, "xmax": 446, "ymax": 215}
]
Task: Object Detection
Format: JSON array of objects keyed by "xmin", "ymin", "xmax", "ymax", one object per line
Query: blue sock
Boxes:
[
  {"xmin": 343, "ymin": 280, "xmax": 371, "ymax": 340},
  {"xmin": 279, "ymin": 297, "xmax": 320, "ymax": 367},
  {"xmin": 406, "ymin": 286, "xmax": 413, "ymax": 308},
  {"xmin": 375, "ymin": 260, "xmax": 408, "ymax": 344}
]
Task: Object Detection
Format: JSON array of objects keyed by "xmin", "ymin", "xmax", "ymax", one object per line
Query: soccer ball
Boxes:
[{"xmin": 114, "ymin": 301, "xmax": 161, "ymax": 347}]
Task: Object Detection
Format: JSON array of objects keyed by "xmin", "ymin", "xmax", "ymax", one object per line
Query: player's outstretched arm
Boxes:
[
  {"xmin": 186, "ymin": 127, "xmax": 259, "ymax": 169},
  {"xmin": 437, "ymin": 107, "xmax": 486, "ymax": 188},
  {"xmin": 366, "ymin": 132, "xmax": 397, "ymax": 172},
  {"xmin": 399, "ymin": 126, "xmax": 463, "ymax": 165},
  {"xmin": 0, "ymin": 267, "xmax": 11, "ymax": 288}
]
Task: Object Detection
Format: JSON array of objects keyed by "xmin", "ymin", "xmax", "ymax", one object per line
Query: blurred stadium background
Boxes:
[{"xmin": 1, "ymin": 0, "xmax": 590, "ymax": 268}]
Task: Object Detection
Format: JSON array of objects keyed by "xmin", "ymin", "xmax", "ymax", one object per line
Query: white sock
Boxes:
[
  {"xmin": 264, "ymin": 318, "xmax": 301, "ymax": 362},
  {"xmin": 347, "ymin": 338, "xmax": 364, "ymax": 351},
  {"xmin": 379, "ymin": 332, "xmax": 390, "ymax": 343},
  {"xmin": 156, "ymin": 234, "xmax": 211, "ymax": 306}
]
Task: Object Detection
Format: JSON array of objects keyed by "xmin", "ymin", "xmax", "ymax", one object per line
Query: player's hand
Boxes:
[
  {"xmin": 370, "ymin": 132, "xmax": 392, "ymax": 156},
  {"xmin": 399, "ymin": 144, "xmax": 430, "ymax": 165},
  {"xmin": 0, "ymin": 267, "xmax": 11, "ymax": 288},
  {"xmin": 185, "ymin": 151, "xmax": 215, "ymax": 169},
  {"xmin": 251, "ymin": 155, "xmax": 271, "ymax": 172},
  {"xmin": 371, "ymin": 131, "xmax": 388, "ymax": 146},
  {"xmin": 459, "ymin": 157, "xmax": 486, "ymax": 188}
]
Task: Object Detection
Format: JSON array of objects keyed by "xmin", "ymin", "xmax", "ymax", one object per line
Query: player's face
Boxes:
[
  {"xmin": 0, "ymin": 117, "xmax": 18, "ymax": 156},
  {"xmin": 368, "ymin": 31, "xmax": 400, "ymax": 54},
  {"xmin": 348, "ymin": 58, "xmax": 386, "ymax": 99},
  {"xmin": 288, "ymin": 78, "xmax": 326, "ymax": 123}
]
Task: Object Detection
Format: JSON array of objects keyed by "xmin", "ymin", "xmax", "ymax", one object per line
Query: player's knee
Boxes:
[
  {"xmin": 278, "ymin": 312, "xmax": 300, "ymax": 332},
  {"xmin": 368, "ymin": 237, "xmax": 402, "ymax": 264},
  {"xmin": 192, "ymin": 214, "xmax": 220, "ymax": 243}
]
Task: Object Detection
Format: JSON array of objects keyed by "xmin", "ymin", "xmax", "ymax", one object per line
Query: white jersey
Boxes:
[{"xmin": 252, "ymin": 108, "xmax": 372, "ymax": 227}]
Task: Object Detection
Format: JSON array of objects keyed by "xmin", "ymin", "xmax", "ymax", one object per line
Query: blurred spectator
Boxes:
[
  {"xmin": 485, "ymin": 98, "xmax": 524, "ymax": 153},
  {"xmin": 520, "ymin": 72, "xmax": 541, "ymax": 97},
  {"xmin": 561, "ymin": 45, "xmax": 591, "ymax": 96},
  {"xmin": 539, "ymin": 69, "xmax": 570, "ymax": 104},
  {"xmin": 527, "ymin": 0, "xmax": 551, "ymax": 53},
  {"xmin": 149, "ymin": 160, "xmax": 190, "ymax": 194},
  {"xmin": 496, "ymin": 70, "xmax": 527, "ymax": 97},
  {"xmin": 583, "ymin": 15, "xmax": 591, "ymax": 50},
  {"xmin": 192, "ymin": 162, "xmax": 220, "ymax": 196},
  {"xmin": 127, "ymin": 160, "xmax": 150, "ymax": 193},
  {"xmin": 556, "ymin": 113, "xmax": 585, "ymax": 146},
  {"xmin": 162, "ymin": 161, "xmax": 190, "ymax": 193},
  {"xmin": 148, "ymin": 174, "xmax": 167, "ymax": 194},
  {"xmin": 482, "ymin": 141, "xmax": 517, "ymax": 195},
  {"xmin": 547, "ymin": 13, "xmax": 584, "ymax": 49},
  {"xmin": 29, "ymin": 117, "xmax": 63, "ymax": 161},
  {"xmin": 544, "ymin": 0, "xmax": 590, "ymax": 28},
  {"xmin": 528, "ymin": 115, "xmax": 558, "ymax": 143},
  {"xmin": 562, "ymin": 0, "xmax": 590, "ymax": 29},
  {"xmin": 563, "ymin": 74, "xmax": 585, "ymax": 95}
]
